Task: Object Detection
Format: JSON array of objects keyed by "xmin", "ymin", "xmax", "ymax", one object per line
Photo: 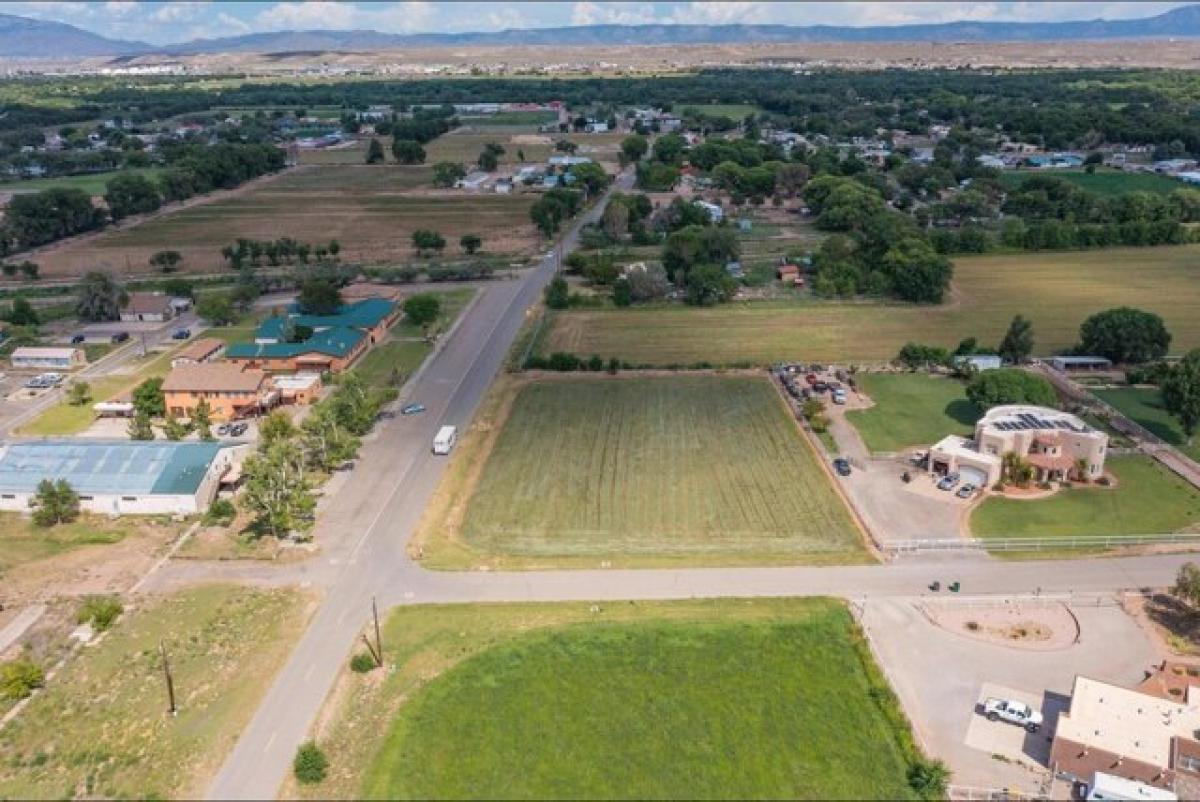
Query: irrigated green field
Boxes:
[
  {"xmin": 970, "ymin": 457, "xmax": 1200, "ymax": 539},
  {"xmin": 1096, "ymin": 387, "xmax": 1200, "ymax": 462},
  {"xmin": 999, "ymin": 168, "xmax": 1185, "ymax": 197},
  {"xmin": 0, "ymin": 167, "xmax": 163, "ymax": 196},
  {"xmin": 846, "ymin": 374, "xmax": 978, "ymax": 453},
  {"xmin": 458, "ymin": 376, "xmax": 863, "ymax": 562},
  {"xmin": 542, "ymin": 245, "xmax": 1200, "ymax": 365},
  {"xmin": 294, "ymin": 599, "xmax": 923, "ymax": 801},
  {"xmin": 35, "ymin": 165, "xmax": 539, "ymax": 278}
]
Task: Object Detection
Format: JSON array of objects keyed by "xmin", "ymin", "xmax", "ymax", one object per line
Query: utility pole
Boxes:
[
  {"xmin": 160, "ymin": 640, "xmax": 177, "ymax": 716},
  {"xmin": 372, "ymin": 596, "xmax": 383, "ymax": 668}
]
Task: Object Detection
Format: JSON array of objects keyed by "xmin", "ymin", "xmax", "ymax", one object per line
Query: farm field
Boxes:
[
  {"xmin": 0, "ymin": 168, "xmax": 163, "ymax": 196},
  {"xmin": 846, "ymin": 374, "xmax": 978, "ymax": 453},
  {"xmin": 998, "ymin": 168, "xmax": 1185, "ymax": 196},
  {"xmin": 292, "ymin": 598, "xmax": 922, "ymax": 801},
  {"xmin": 1095, "ymin": 387, "xmax": 1200, "ymax": 462},
  {"xmin": 433, "ymin": 375, "xmax": 864, "ymax": 567},
  {"xmin": 970, "ymin": 457, "xmax": 1200, "ymax": 539},
  {"xmin": 0, "ymin": 585, "xmax": 312, "ymax": 800},
  {"xmin": 32, "ymin": 164, "xmax": 540, "ymax": 278},
  {"xmin": 541, "ymin": 245, "xmax": 1200, "ymax": 365}
]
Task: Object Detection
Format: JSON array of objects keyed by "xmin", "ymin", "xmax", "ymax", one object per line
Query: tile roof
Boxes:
[
  {"xmin": 172, "ymin": 337, "xmax": 225, "ymax": 362},
  {"xmin": 264, "ymin": 298, "xmax": 395, "ymax": 338},
  {"xmin": 123, "ymin": 292, "xmax": 174, "ymax": 315},
  {"xmin": 226, "ymin": 326, "xmax": 365, "ymax": 360},
  {"xmin": 162, "ymin": 363, "xmax": 267, "ymax": 393}
]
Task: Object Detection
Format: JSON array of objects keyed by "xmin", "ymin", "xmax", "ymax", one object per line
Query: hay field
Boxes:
[
  {"xmin": 32, "ymin": 165, "xmax": 540, "ymax": 278},
  {"xmin": 458, "ymin": 375, "xmax": 863, "ymax": 561},
  {"xmin": 542, "ymin": 245, "xmax": 1200, "ymax": 365}
]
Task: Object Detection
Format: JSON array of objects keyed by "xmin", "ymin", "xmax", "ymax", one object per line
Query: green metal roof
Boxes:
[
  {"xmin": 226, "ymin": 326, "xmax": 365, "ymax": 360},
  {"xmin": 0, "ymin": 440, "xmax": 225, "ymax": 496},
  {"xmin": 257, "ymin": 298, "xmax": 396, "ymax": 340}
]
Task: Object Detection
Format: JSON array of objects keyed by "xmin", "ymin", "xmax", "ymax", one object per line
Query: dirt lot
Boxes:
[{"xmin": 28, "ymin": 164, "xmax": 541, "ymax": 279}]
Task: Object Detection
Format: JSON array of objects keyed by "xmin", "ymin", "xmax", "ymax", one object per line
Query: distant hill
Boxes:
[
  {"xmin": 4, "ymin": 4, "xmax": 1200, "ymax": 60},
  {"xmin": 0, "ymin": 13, "xmax": 148, "ymax": 58}
]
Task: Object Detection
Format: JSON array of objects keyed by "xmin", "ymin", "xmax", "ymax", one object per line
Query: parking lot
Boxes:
[{"xmin": 861, "ymin": 596, "xmax": 1158, "ymax": 794}]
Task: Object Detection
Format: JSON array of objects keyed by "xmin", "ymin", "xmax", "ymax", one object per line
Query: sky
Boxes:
[{"xmin": 0, "ymin": 1, "xmax": 1192, "ymax": 45}]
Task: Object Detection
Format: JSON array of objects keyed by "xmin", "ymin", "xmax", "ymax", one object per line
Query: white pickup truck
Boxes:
[{"xmin": 982, "ymin": 698, "xmax": 1044, "ymax": 732}]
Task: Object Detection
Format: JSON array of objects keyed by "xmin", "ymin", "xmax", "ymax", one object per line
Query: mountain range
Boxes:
[{"xmin": 3, "ymin": 4, "xmax": 1200, "ymax": 60}]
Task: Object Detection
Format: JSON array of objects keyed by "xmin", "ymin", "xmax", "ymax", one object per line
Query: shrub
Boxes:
[
  {"xmin": 907, "ymin": 758, "xmax": 950, "ymax": 800},
  {"xmin": 350, "ymin": 652, "xmax": 377, "ymax": 673},
  {"xmin": 204, "ymin": 498, "xmax": 236, "ymax": 526},
  {"xmin": 293, "ymin": 741, "xmax": 329, "ymax": 785},
  {"xmin": 965, "ymin": 368, "xmax": 1057, "ymax": 410},
  {"xmin": 76, "ymin": 595, "xmax": 124, "ymax": 632},
  {"xmin": 0, "ymin": 658, "xmax": 45, "ymax": 700}
]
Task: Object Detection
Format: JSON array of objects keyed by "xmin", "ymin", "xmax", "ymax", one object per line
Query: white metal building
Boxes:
[{"xmin": 10, "ymin": 347, "xmax": 86, "ymax": 369}]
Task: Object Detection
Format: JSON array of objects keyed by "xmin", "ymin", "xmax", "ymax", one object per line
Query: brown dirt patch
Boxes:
[{"xmin": 924, "ymin": 601, "xmax": 1079, "ymax": 651}]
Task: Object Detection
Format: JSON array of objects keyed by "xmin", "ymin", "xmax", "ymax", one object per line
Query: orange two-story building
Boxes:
[{"xmin": 162, "ymin": 362, "xmax": 276, "ymax": 421}]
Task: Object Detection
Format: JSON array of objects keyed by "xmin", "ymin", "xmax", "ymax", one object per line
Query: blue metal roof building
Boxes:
[{"xmin": 0, "ymin": 440, "xmax": 235, "ymax": 515}]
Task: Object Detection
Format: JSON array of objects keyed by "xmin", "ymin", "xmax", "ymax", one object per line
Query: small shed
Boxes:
[{"xmin": 1049, "ymin": 356, "xmax": 1114, "ymax": 372}]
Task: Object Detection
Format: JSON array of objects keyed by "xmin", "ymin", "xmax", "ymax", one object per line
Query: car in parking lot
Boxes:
[
  {"xmin": 982, "ymin": 697, "xmax": 1043, "ymax": 733},
  {"xmin": 111, "ymin": 331, "xmax": 130, "ymax": 343},
  {"xmin": 833, "ymin": 457, "xmax": 852, "ymax": 476},
  {"xmin": 937, "ymin": 473, "xmax": 961, "ymax": 491},
  {"xmin": 804, "ymin": 373, "xmax": 817, "ymax": 385},
  {"xmin": 70, "ymin": 334, "xmax": 86, "ymax": 345},
  {"xmin": 812, "ymin": 381, "xmax": 828, "ymax": 392},
  {"xmin": 401, "ymin": 403, "xmax": 426, "ymax": 415},
  {"xmin": 216, "ymin": 423, "xmax": 231, "ymax": 436},
  {"xmin": 229, "ymin": 423, "xmax": 248, "ymax": 437},
  {"xmin": 171, "ymin": 328, "xmax": 191, "ymax": 340},
  {"xmin": 956, "ymin": 483, "xmax": 977, "ymax": 499},
  {"xmin": 832, "ymin": 389, "xmax": 847, "ymax": 405}
]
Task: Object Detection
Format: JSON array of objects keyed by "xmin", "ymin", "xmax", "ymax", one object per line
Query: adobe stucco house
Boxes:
[{"xmin": 928, "ymin": 405, "xmax": 1108, "ymax": 487}]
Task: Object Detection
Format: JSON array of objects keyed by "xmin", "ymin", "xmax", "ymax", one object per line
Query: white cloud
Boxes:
[
  {"xmin": 571, "ymin": 2, "xmax": 658, "ymax": 26},
  {"xmin": 152, "ymin": 2, "xmax": 208, "ymax": 24},
  {"xmin": 485, "ymin": 8, "xmax": 528, "ymax": 31},
  {"xmin": 668, "ymin": 2, "xmax": 768, "ymax": 25},
  {"xmin": 103, "ymin": 0, "xmax": 136, "ymax": 16},
  {"xmin": 251, "ymin": 1, "xmax": 434, "ymax": 33}
]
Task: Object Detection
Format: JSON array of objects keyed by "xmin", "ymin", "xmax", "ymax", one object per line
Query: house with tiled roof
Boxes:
[
  {"xmin": 259, "ymin": 298, "xmax": 400, "ymax": 347},
  {"xmin": 226, "ymin": 326, "xmax": 368, "ymax": 374},
  {"xmin": 163, "ymin": 362, "xmax": 274, "ymax": 421}
]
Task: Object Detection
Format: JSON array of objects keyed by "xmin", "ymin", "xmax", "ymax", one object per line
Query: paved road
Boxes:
[
  {"xmin": 207, "ymin": 171, "xmax": 635, "ymax": 800},
  {"xmin": 207, "ymin": 169, "xmax": 1197, "ymax": 798}
]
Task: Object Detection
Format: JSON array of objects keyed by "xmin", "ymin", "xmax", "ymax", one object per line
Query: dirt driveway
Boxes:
[{"xmin": 861, "ymin": 595, "xmax": 1158, "ymax": 794}]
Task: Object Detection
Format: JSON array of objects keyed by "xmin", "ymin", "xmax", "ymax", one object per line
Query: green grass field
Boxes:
[
  {"xmin": 999, "ymin": 168, "xmax": 1185, "ymax": 197},
  {"xmin": 1096, "ymin": 387, "xmax": 1200, "ymax": 461},
  {"xmin": 460, "ymin": 111, "xmax": 558, "ymax": 126},
  {"xmin": 970, "ymin": 457, "xmax": 1200, "ymax": 538},
  {"xmin": 353, "ymin": 288, "xmax": 475, "ymax": 388},
  {"xmin": 0, "ymin": 168, "xmax": 163, "ymax": 196},
  {"xmin": 680, "ymin": 103, "xmax": 761, "ymax": 119},
  {"xmin": 296, "ymin": 598, "xmax": 921, "ymax": 801},
  {"xmin": 459, "ymin": 376, "xmax": 863, "ymax": 561},
  {"xmin": 846, "ymin": 374, "xmax": 978, "ymax": 453},
  {"xmin": 542, "ymin": 245, "xmax": 1200, "ymax": 365},
  {"xmin": 0, "ymin": 585, "xmax": 310, "ymax": 799}
]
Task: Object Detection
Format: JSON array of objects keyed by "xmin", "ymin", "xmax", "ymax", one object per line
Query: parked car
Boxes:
[
  {"xmin": 909, "ymin": 450, "xmax": 928, "ymax": 466},
  {"xmin": 833, "ymin": 458, "xmax": 852, "ymax": 477},
  {"xmin": 832, "ymin": 389, "xmax": 847, "ymax": 405},
  {"xmin": 401, "ymin": 403, "xmax": 426, "ymax": 415},
  {"xmin": 982, "ymin": 698, "xmax": 1043, "ymax": 733},
  {"xmin": 171, "ymin": 328, "xmax": 190, "ymax": 340},
  {"xmin": 937, "ymin": 473, "xmax": 960, "ymax": 491},
  {"xmin": 229, "ymin": 423, "xmax": 249, "ymax": 437},
  {"xmin": 216, "ymin": 423, "xmax": 231, "ymax": 436},
  {"xmin": 70, "ymin": 334, "xmax": 86, "ymax": 345},
  {"xmin": 805, "ymin": 373, "xmax": 818, "ymax": 385},
  {"xmin": 812, "ymin": 381, "xmax": 828, "ymax": 392},
  {"xmin": 111, "ymin": 331, "xmax": 130, "ymax": 343},
  {"xmin": 956, "ymin": 483, "xmax": 977, "ymax": 499}
]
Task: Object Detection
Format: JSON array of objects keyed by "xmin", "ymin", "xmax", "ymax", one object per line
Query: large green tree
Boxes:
[
  {"xmin": 1163, "ymin": 349, "xmax": 1200, "ymax": 444},
  {"xmin": 242, "ymin": 441, "xmax": 315, "ymax": 539},
  {"xmin": 620, "ymin": 134, "xmax": 649, "ymax": 163},
  {"xmin": 105, "ymin": 173, "xmax": 162, "ymax": 221},
  {"xmin": 965, "ymin": 368, "xmax": 1057, "ymax": 410},
  {"xmin": 392, "ymin": 139, "xmax": 426, "ymax": 164},
  {"xmin": 297, "ymin": 278, "xmax": 343, "ymax": 315},
  {"xmin": 132, "ymin": 377, "xmax": 165, "ymax": 418},
  {"xmin": 403, "ymin": 293, "xmax": 442, "ymax": 330},
  {"xmin": 432, "ymin": 161, "xmax": 466, "ymax": 187},
  {"xmin": 998, "ymin": 315, "xmax": 1035, "ymax": 364},
  {"xmin": 76, "ymin": 270, "xmax": 126, "ymax": 322},
  {"xmin": 30, "ymin": 479, "xmax": 80, "ymax": 527},
  {"xmin": 880, "ymin": 237, "xmax": 952, "ymax": 304},
  {"xmin": 1079, "ymin": 307, "xmax": 1171, "ymax": 364},
  {"xmin": 365, "ymin": 138, "xmax": 386, "ymax": 164}
]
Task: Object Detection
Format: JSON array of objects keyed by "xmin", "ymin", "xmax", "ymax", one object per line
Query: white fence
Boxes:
[{"xmin": 885, "ymin": 533, "xmax": 1200, "ymax": 554}]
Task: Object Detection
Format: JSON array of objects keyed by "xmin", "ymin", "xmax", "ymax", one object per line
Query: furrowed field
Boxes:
[
  {"xmin": 294, "ymin": 599, "xmax": 922, "ymax": 801},
  {"xmin": 31, "ymin": 163, "xmax": 540, "ymax": 278},
  {"xmin": 541, "ymin": 245, "xmax": 1200, "ymax": 365},
  {"xmin": 454, "ymin": 375, "xmax": 863, "ymax": 563}
]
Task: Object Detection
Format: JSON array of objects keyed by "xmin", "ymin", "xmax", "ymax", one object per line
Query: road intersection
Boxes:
[{"xmin": 204, "ymin": 171, "xmax": 1194, "ymax": 799}]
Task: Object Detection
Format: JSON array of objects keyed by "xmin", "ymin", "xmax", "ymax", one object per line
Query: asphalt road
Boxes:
[{"xmin": 206, "ymin": 169, "xmax": 1196, "ymax": 799}]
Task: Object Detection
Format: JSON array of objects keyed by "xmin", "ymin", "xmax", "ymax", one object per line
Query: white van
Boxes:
[{"xmin": 432, "ymin": 425, "xmax": 458, "ymax": 455}]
